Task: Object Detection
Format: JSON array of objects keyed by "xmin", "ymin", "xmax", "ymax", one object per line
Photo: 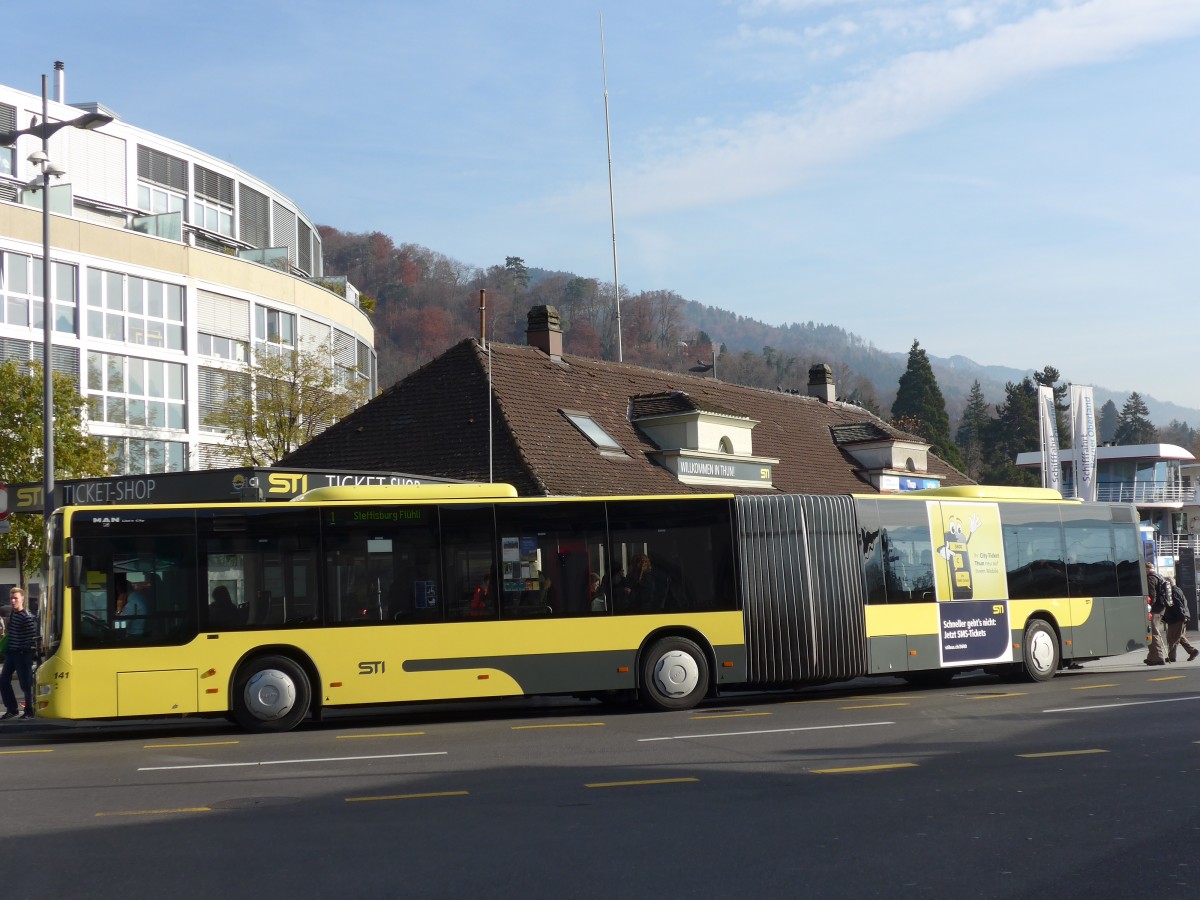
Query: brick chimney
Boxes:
[
  {"xmin": 526, "ymin": 305, "xmax": 563, "ymax": 361},
  {"xmin": 807, "ymin": 363, "xmax": 836, "ymax": 402}
]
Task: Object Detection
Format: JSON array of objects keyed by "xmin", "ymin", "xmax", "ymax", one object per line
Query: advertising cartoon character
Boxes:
[{"xmin": 938, "ymin": 513, "xmax": 981, "ymax": 599}]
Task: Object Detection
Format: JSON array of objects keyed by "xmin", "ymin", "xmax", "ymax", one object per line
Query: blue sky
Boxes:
[{"xmin": 7, "ymin": 0, "xmax": 1200, "ymax": 408}]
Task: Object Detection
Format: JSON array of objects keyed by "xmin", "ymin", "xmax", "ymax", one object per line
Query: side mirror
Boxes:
[{"xmin": 67, "ymin": 555, "xmax": 84, "ymax": 589}]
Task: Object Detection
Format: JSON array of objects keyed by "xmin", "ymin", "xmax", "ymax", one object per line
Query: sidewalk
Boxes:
[{"xmin": 1075, "ymin": 645, "xmax": 1197, "ymax": 672}]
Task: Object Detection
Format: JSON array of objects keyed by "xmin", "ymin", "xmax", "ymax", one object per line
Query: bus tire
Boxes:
[
  {"xmin": 1020, "ymin": 619, "xmax": 1059, "ymax": 683},
  {"xmin": 640, "ymin": 637, "xmax": 709, "ymax": 711},
  {"xmin": 232, "ymin": 655, "xmax": 311, "ymax": 733}
]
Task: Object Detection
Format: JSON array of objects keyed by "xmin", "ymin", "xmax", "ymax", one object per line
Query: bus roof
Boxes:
[
  {"xmin": 294, "ymin": 484, "xmax": 520, "ymax": 503},
  {"xmin": 893, "ymin": 485, "xmax": 1073, "ymax": 502}
]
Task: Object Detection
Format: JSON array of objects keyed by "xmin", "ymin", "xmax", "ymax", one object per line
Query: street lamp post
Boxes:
[{"xmin": 0, "ymin": 73, "xmax": 112, "ymax": 517}]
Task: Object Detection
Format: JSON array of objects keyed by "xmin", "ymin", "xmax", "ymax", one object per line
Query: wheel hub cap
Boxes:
[
  {"xmin": 245, "ymin": 669, "xmax": 296, "ymax": 721},
  {"xmin": 653, "ymin": 650, "xmax": 699, "ymax": 699}
]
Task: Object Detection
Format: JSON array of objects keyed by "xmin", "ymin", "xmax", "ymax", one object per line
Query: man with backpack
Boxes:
[
  {"xmin": 1163, "ymin": 576, "xmax": 1198, "ymax": 663},
  {"xmin": 1145, "ymin": 562, "xmax": 1169, "ymax": 666}
]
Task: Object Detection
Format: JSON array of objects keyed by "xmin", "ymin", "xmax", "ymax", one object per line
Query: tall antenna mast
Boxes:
[{"xmin": 600, "ymin": 11, "xmax": 623, "ymax": 362}]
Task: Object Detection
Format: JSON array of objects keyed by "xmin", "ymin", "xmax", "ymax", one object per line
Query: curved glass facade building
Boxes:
[{"xmin": 0, "ymin": 73, "xmax": 375, "ymax": 476}]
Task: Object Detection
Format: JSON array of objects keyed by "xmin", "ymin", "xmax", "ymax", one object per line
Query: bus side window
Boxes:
[
  {"xmin": 606, "ymin": 498, "xmax": 735, "ymax": 615},
  {"xmin": 200, "ymin": 508, "xmax": 320, "ymax": 630},
  {"xmin": 1002, "ymin": 503, "xmax": 1068, "ymax": 600},
  {"xmin": 872, "ymin": 499, "xmax": 934, "ymax": 604},
  {"xmin": 493, "ymin": 503, "xmax": 607, "ymax": 619},
  {"xmin": 855, "ymin": 499, "xmax": 887, "ymax": 605},
  {"xmin": 440, "ymin": 505, "xmax": 498, "ymax": 622}
]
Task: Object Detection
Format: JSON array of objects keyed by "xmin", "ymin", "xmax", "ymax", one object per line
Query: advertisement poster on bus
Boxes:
[{"xmin": 927, "ymin": 501, "xmax": 1013, "ymax": 666}]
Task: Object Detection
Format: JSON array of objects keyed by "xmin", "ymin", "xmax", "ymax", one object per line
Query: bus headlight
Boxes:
[{"xmin": 38, "ymin": 684, "xmax": 51, "ymax": 697}]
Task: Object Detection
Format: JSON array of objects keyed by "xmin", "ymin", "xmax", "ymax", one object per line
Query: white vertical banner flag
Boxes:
[
  {"xmin": 1070, "ymin": 384, "xmax": 1098, "ymax": 502},
  {"xmin": 1037, "ymin": 385, "xmax": 1062, "ymax": 494}
]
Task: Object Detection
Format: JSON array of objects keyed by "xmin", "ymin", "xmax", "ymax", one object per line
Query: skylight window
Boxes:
[{"xmin": 561, "ymin": 410, "xmax": 623, "ymax": 451}]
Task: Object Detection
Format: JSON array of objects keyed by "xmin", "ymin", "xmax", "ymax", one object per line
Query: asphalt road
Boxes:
[{"xmin": 2, "ymin": 652, "xmax": 1198, "ymax": 899}]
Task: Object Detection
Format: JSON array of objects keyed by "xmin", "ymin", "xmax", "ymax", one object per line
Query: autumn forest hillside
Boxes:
[{"xmin": 318, "ymin": 226, "xmax": 1200, "ymax": 455}]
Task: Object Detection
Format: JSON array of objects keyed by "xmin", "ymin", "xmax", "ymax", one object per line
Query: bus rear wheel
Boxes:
[
  {"xmin": 1020, "ymin": 619, "xmax": 1059, "ymax": 682},
  {"xmin": 640, "ymin": 637, "xmax": 710, "ymax": 711},
  {"xmin": 232, "ymin": 655, "xmax": 311, "ymax": 733}
]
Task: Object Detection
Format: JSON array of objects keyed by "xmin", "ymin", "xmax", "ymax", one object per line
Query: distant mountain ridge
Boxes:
[{"xmin": 674, "ymin": 298, "xmax": 1200, "ymax": 428}]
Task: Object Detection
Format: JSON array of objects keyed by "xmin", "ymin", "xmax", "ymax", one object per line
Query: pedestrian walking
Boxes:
[
  {"xmin": 1164, "ymin": 577, "xmax": 1198, "ymax": 663},
  {"xmin": 1, "ymin": 586, "xmax": 39, "ymax": 720},
  {"xmin": 1144, "ymin": 562, "xmax": 1169, "ymax": 666}
]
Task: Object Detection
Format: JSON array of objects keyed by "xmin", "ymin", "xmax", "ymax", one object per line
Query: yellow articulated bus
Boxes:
[{"xmin": 35, "ymin": 484, "xmax": 1148, "ymax": 732}]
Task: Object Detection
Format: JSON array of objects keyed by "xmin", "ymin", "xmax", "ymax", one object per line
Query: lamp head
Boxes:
[
  {"xmin": 73, "ymin": 111, "xmax": 114, "ymax": 131},
  {"xmin": 27, "ymin": 149, "xmax": 48, "ymax": 166}
]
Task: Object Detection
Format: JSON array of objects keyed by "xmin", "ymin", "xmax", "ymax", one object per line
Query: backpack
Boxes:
[{"xmin": 1171, "ymin": 583, "xmax": 1191, "ymax": 622}]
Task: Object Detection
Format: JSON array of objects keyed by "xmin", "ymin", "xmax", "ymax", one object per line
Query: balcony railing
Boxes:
[
  {"xmin": 1159, "ymin": 535, "xmax": 1200, "ymax": 558},
  {"xmin": 1093, "ymin": 482, "xmax": 1191, "ymax": 504}
]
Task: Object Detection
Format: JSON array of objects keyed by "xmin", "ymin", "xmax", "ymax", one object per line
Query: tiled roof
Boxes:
[
  {"xmin": 282, "ymin": 338, "xmax": 972, "ymax": 496},
  {"xmin": 630, "ymin": 392, "xmax": 748, "ymax": 420}
]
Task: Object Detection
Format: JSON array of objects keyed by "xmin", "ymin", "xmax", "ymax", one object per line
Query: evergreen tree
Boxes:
[
  {"xmin": 1158, "ymin": 419, "xmax": 1197, "ymax": 450},
  {"xmin": 954, "ymin": 380, "xmax": 991, "ymax": 482},
  {"xmin": 1098, "ymin": 399, "xmax": 1119, "ymax": 444},
  {"xmin": 504, "ymin": 256, "xmax": 529, "ymax": 291},
  {"xmin": 1033, "ymin": 365, "xmax": 1070, "ymax": 448},
  {"xmin": 1113, "ymin": 392, "xmax": 1158, "ymax": 445},
  {"xmin": 982, "ymin": 377, "xmax": 1040, "ymax": 486},
  {"xmin": 891, "ymin": 340, "xmax": 962, "ymax": 468}
]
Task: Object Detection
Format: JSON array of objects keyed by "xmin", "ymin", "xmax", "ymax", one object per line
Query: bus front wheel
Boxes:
[
  {"xmin": 640, "ymin": 637, "xmax": 710, "ymax": 711},
  {"xmin": 232, "ymin": 655, "xmax": 311, "ymax": 733},
  {"xmin": 1020, "ymin": 619, "xmax": 1059, "ymax": 683}
]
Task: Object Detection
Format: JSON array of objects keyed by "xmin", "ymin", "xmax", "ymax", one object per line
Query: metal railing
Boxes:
[
  {"xmin": 1158, "ymin": 535, "xmax": 1200, "ymax": 558},
  {"xmin": 1094, "ymin": 482, "xmax": 1191, "ymax": 504}
]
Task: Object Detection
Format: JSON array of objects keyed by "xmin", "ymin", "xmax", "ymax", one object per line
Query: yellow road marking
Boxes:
[
  {"xmin": 511, "ymin": 722, "xmax": 605, "ymax": 730},
  {"xmin": 689, "ymin": 712, "xmax": 772, "ymax": 720},
  {"xmin": 841, "ymin": 703, "xmax": 909, "ymax": 710},
  {"xmin": 794, "ymin": 695, "xmax": 923, "ymax": 704},
  {"xmin": 144, "ymin": 741, "xmax": 240, "ymax": 749},
  {"xmin": 0, "ymin": 748, "xmax": 54, "ymax": 756},
  {"xmin": 346, "ymin": 790, "xmax": 468, "ymax": 803},
  {"xmin": 1150, "ymin": 675, "xmax": 1186, "ymax": 682},
  {"xmin": 811, "ymin": 763, "xmax": 918, "ymax": 774},
  {"xmin": 96, "ymin": 807, "xmax": 212, "ymax": 817},
  {"xmin": 586, "ymin": 777, "xmax": 699, "ymax": 789},
  {"xmin": 1071, "ymin": 684, "xmax": 1117, "ymax": 691},
  {"xmin": 971, "ymin": 692, "xmax": 1026, "ymax": 700},
  {"xmin": 1018, "ymin": 749, "xmax": 1108, "ymax": 758},
  {"xmin": 336, "ymin": 732, "xmax": 426, "ymax": 739}
]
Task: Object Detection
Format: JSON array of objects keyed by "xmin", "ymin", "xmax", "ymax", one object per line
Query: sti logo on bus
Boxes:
[
  {"xmin": 267, "ymin": 473, "xmax": 308, "ymax": 495},
  {"xmin": 359, "ymin": 661, "xmax": 385, "ymax": 675}
]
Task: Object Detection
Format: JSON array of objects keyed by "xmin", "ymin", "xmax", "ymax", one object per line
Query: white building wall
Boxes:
[{"xmin": 0, "ymin": 79, "xmax": 375, "ymax": 487}]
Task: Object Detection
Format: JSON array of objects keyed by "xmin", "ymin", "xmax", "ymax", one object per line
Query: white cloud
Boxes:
[
  {"xmin": 592, "ymin": 0, "xmax": 1200, "ymax": 216},
  {"xmin": 733, "ymin": 23, "xmax": 806, "ymax": 47}
]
